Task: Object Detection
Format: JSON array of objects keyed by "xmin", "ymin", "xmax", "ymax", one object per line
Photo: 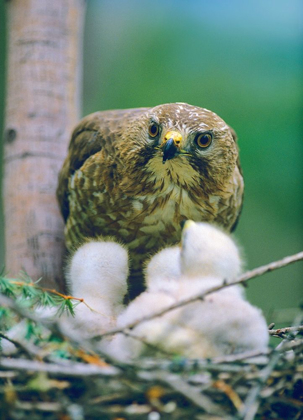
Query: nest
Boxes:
[
  {"xmin": 1, "ymin": 294, "xmax": 303, "ymax": 420},
  {"xmin": 1, "ymin": 251, "xmax": 303, "ymax": 420}
]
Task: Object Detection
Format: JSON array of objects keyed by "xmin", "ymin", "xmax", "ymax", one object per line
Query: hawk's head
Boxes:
[{"xmin": 122, "ymin": 103, "xmax": 240, "ymax": 194}]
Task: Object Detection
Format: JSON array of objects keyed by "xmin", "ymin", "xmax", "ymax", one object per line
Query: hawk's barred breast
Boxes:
[{"xmin": 57, "ymin": 103, "xmax": 244, "ymax": 298}]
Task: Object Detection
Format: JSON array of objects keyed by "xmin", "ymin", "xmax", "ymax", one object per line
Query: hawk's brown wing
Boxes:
[{"xmin": 57, "ymin": 108, "xmax": 148, "ymax": 222}]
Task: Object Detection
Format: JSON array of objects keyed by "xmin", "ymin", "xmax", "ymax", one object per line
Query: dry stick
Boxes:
[
  {"xmin": 97, "ymin": 251, "xmax": 303, "ymax": 339},
  {"xmin": 212, "ymin": 329, "xmax": 302, "ymax": 363},
  {"xmin": 133, "ymin": 358, "xmax": 253, "ymax": 375},
  {"xmin": 0, "ymin": 357, "xmax": 119, "ymax": 377},
  {"xmin": 139, "ymin": 370, "xmax": 226, "ymax": 416},
  {"xmin": 213, "ymin": 380, "xmax": 244, "ymax": 413},
  {"xmin": 122, "ymin": 329, "xmax": 175, "ymax": 357},
  {"xmin": 0, "ymin": 331, "xmax": 40, "ymax": 358},
  {"xmin": 15, "ymin": 401, "xmax": 62, "ymax": 414},
  {"xmin": 269, "ymin": 325, "xmax": 303, "ymax": 337},
  {"xmin": 212, "ymin": 349, "xmax": 269, "ymax": 364},
  {"xmin": 240, "ymin": 350, "xmax": 282, "ymax": 420}
]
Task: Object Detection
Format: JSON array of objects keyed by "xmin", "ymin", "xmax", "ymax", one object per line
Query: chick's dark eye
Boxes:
[
  {"xmin": 195, "ymin": 132, "xmax": 212, "ymax": 149},
  {"xmin": 148, "ymin": 123, "xmax": 159, "ymax": 138}
]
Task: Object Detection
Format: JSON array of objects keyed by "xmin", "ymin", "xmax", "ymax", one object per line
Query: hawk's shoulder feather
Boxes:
[{"xmin": 57, "ymin": 108, "xmax": 149, "ymax": 221}]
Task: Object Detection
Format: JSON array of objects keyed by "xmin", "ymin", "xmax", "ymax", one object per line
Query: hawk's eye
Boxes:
[
  {"xmin": 195, "ymin": 133, "xmax": 212, "ymax": 149},
  {"xmin": 148, "ymin": 122, "xmax": 159, "ymax": 138}
]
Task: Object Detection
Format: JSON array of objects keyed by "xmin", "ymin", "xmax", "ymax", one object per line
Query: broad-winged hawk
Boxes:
[{"xmin": 57, "ymin": 103, "xmax": 244, "ymax": 298}]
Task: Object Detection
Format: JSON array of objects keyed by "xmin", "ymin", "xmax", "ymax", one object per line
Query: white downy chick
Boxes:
[
  {"xmin": 180, "ymin": 221, "xmax": 241, "ymax": 281},
  {"xmin": 109, "ymin": 222, "xmax": 269, "ymax": 360},
  {"xmin": 3, "ymin": 240, "xmax": 128, "ymax": 354},
  {"xmin": 63, "ymin": 239, "xmax": 128, "ymax": 338},
  {"xmin": 145, "ymin": 245, "xmax": 181, "ymax": 293},
  {"xmin": 175, "ymin": 222, "xmax": 269, "ymax": 356},
  {"xmin": 108, "ymin": 246, "xmax": 180, "ymax": 361}
]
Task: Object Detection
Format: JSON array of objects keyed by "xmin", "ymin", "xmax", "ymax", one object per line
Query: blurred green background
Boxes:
[{"xmin": 0, "ymin": 0, "xmax": 302, "ymax": 323}]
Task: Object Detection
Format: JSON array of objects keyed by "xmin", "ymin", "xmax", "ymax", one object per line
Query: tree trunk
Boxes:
[{"xmin": 3, "ymin": 0, "xmax": 85, "ymax": 290}]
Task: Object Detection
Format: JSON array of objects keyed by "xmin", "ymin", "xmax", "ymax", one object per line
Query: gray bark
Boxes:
[{"xmin": 3, "ymin": 0, "xmax": 85, "ymax": 289}]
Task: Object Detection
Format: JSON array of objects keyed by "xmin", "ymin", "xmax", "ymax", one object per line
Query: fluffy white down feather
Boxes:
[
  {"xmin": 63, "ymin": 240, "xmax": 128, "ymax": 338},
  {"xmin": 108, "ymin": 222, "xmax": 269, "ymax": 360}
]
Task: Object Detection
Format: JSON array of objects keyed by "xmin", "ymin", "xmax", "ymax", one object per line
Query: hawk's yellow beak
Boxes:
[
  {"xmin": 164, "ymin": 131, "xmax": 183, "ymax": 146},
  {"xmin": 162, "ymin": 131, "xmax": 183, "ymax": 163}
]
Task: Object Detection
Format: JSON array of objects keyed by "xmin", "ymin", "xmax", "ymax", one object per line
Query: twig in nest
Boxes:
[
  {"xmin": 211, "ymin": 349, "xmax": 269, "ymax": 364},
  {"xmin": 122, "ymin": 329, "xmax": 175, "ymax": 357},
  {"xmin": 269, "ymin": 324, "xmax": 303, "ymax": 338},
  {"xmin": 0, "ymin": 356, "xmax": 120, "ymax": 377},
  {"xmin": 139, "ymin": 370, "xmax": 225, "ymax": 416},
  {"xmin": 0, "ymin": 331, "xmax": 40, "ymax": 359},
  {"xmin": 14, "ymin": 401, "xmax": 62, "ymax": 413},
  {"xmin": 212, "ymin": 380, "xmax": 244, "ymax": 412},
  {"xmin": 239, "ymin": 350, "xmax": 282, "ymax": 420}
]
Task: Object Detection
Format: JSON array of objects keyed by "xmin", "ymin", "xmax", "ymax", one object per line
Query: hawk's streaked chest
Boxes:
[{"xmin": 65, "ymin": 156, "xmax": 241, "ymax": 265}]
